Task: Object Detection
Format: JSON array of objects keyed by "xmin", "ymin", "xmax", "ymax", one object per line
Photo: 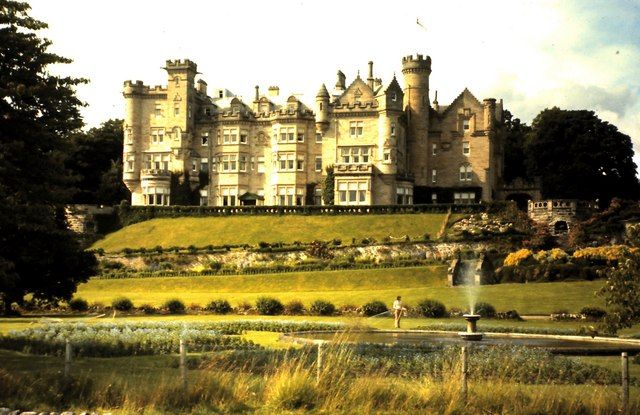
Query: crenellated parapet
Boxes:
[
  {"xmin": 123, "ymin": 80, "xmax": 148, "ymax": 96},
  {"xmin": 164, "ymin": 59, "xmax": 198, "ymax": 72},
  {"xmin": 401, "ymin": 54, "xmax": 432, "ymax": 74}
]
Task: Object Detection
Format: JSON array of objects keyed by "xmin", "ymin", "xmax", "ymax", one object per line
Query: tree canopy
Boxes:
[
  {"xmin": 0, "ymin": 0, "xmax": 97, "ymax": 313},
  {"xmin": 526, "ymin": 108, "xmax": 639, "ymax": 204}
]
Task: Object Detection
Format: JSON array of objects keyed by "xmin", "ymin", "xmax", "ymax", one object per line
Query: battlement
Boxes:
[
  {"xmin": 123, "ymin": 80, "xmax": 148, "ymax": 95},
  {"xmin": 401, "ymin": 54, "xmax": 432, "ymax": 73},
  {"xmin": 164, "ymin": 59, "xmax": 198, "ymax": 72}
]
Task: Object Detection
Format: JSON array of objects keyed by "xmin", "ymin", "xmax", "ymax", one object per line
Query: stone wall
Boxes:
[{"xmin": 527, "ymin": 199, "xmax": 596, "ymax": 235}]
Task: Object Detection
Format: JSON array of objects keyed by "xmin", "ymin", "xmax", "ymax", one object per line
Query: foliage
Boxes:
[
  {"xmin": 416, "ymin": 299, "xmax": 447, "ymax": 318},
  {"xmin": 205, "ymin": 299, "xmax": 232, "ymax": 314},
  {"xmin": 572, "ymin": 245, "xmax": 637, "ymax": 266},
  {"xmin": 163, "ymin": 298, "xmax": 186, "ymax": 314},
  {"xmin": 266, "ymin": 371, "xmax": 316, "ymax": 410},
  {"xmin": 305, "ymin": 240, "xmax": 334, "ymax": 259},
  {"xmin": 534, "ymin": 248, "xmax": 568, "ymax": 264},
  {"xmin": 255, "ymin": 297, "xmax": 284, "ymax": 315},
  {"xmin": 503, "ymin": 249, "xmax": 535, "ymax": 266},
  {"xmin": 111, "ymin": 297, "xmax": 133, "ymax": 312},
  {"xmin": 309, "ymin": 299, "xmax": 335, "ymax": 316},
  {"xmin": 68, "ymin": 298, "xmax": 88, "ymax": 312},
  {"xmin": 284, "ymin": 300, "xmax": 306, "ymax": 315},
  {"xmin": 474, "ymin": 302, "xmax": 496, "ymax": 318},
  {"xmin": 169, "ymin": 171, "xmax": 199, "ymax": 206},
  {"xmin": 322, "ymin": 165, "xmax": 335, "ymax": 205},
  {"xmin": 496, "ymin": 263, "xmax": 601, "ymax": 283},
  {"xmin": 0, "ymin": 0, "xmax": 98, "ymax": 314},
  {"xmin": 579, "ymin": 307, "xmax": 607, "ymax": 321},
  {"xmin": 598, "ymin": 250, "xmax": 640, "ymax": 333},
  {"xmin": 500, "ymin": 109, "xmax": 533, "ymax": 182},
  {"xmin": 361, "ymin": 300, "xmax": 388, "ymax": 317},
  {"xmin": 526, "ymin": 107, "xmax": 640, "ymax": 204},
  {"xmin": 522, "ymin": 223, "xmax": 556, "ymax": 251}
]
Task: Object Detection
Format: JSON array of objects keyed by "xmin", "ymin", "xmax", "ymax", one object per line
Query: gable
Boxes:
[{"xmin": 338, "ymin": 76, "xmax": 375, "ymax": 104}]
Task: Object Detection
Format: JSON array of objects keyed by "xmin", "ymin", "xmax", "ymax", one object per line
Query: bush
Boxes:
[
  {"xmin": 309, "ymin": 300, "xmax": 335, "ymax": 316},
  {"xmin": 164, "ymin": 299, "xmax": 186, "ymax": 314},
  {"xmin": 255, "ymin": 297, "xmax": 284, "ymax": 315},
  {"xmin": 362, "ymin": 300, "xmax": 388, "ymax": 317},
  {"xmin": 208, "ymin": 261, "xmax": 222, "ymax": 271},
  {"xmin": 580, "ymin": 306, "xmax": 607, "ymax": 320},
  {"xmin": 496, "ymin": 310, "xmax": 522, "ymax": 320},
  {"xmin": 139, "ymin": 304, "xmax": 156, "ymax": 315},
  {"xmin": 112, "ymin": 297, "xmax": 133, "ymax": 312},
  {"xmin": 284, "ymin": 300, "xmax": 305, "ymax": 315},
  {"xmin": 503, "ymin": 249, "xmax": 535, "ymax": 266},
  {"xmin": 235, "ymin": 300, "xmax": 253, "ymax": 315},
  {"xmin": 417, "ymin": 299, "xmax": 447, "ymax": 318},
  {"xmin": 474, "ymin": 302, "xmax": 496, "ymax": 318},
  {"xmin": 206, "ymin": 299, "xmax": 232, "ymax": 314},
  {"xmin": 68, "ymin": 298, "xmax": 88, "ymax": 312}
]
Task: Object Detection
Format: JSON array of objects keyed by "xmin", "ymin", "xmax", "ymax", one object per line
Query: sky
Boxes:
[{"xmin": 28, "ymin": 0, "xmax": 640, "ymax": 167}]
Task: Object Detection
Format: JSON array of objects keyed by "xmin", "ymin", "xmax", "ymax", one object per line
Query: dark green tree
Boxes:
[
  {"xmin": 170, "ymin": 170, "xmax": 198, "ymax": 205},
  {"xmin": 322, "ymin": 165, "xmax": 335, "ymax": 205},
  {"xmin": 501, "ymin": 109, "xmax": 532, "ymax": 183},
  {"xmin": 66, "ymin": 118, "xmax": 128, "ymax": 204},
  {"xmin": 599, "ymin": 251, "xmax": 640, "ymax": 334},
  {"xmin": 526, "ymin": 107, "xmax": 639, "ymax": 205},
  {"xmin": 0, "ymin": 0, "xmax": 97, "ymax": 314},
  {"xmin": 97, "ymin": 159, "xmax": 130, "ymax": 205}
]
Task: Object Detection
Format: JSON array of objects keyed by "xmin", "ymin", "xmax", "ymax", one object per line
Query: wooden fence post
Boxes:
[
  {"xmin": 461, "ymin": 346, "xmax": 468, "ymax": 399},
  {"xmin": 180, "ymin": 338, "xmax": 187, "ymax": 391},
  {"xmin": 64, "ymin": 339, "xmax": 72, "ymax": 377},
  {"xmin": 316, "ymin": 342, "xmax": 323, "ymax": 385}
]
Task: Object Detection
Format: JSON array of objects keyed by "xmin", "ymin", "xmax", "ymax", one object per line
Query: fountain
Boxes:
[{"xmin": 458, "ymin": 314, "xmax": 483, "ymax": 341}]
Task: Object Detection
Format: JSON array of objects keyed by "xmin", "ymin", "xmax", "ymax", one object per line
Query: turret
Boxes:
[
  {"xmin": 483, "ymin": 98, "xmax": 497, "ymax": 130},
  {"xmin": 315, "ymin": 84, "xmax": 330, "ymax": 127},
  {"xmin": 401, "ymin": 54, "xmax": 432, "ymax": 186},
  {"xmin": 122, "ymin": 80, "xmax": 147, "ymax": 193}
]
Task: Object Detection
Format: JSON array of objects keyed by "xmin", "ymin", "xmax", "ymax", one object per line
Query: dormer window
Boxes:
[
  {"xmin": 218, "ymin": 90, "xmax": 224, "ymax": 98},
  {"xmin": 391, "ymin": 92, "xmax": 397, "ymax": 102},
  {"xmin": 463, "ymin": 119, "xmax": 470, "ymax": 130}
]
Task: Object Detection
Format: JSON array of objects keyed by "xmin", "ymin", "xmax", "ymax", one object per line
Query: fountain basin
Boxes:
[
  {"xmin": 282, "ymin": 330, "xmax": 640, "ymax": 356},
  {"xmin": 459, "ymin": 313, "xmax": 483, "ymax": 341}
]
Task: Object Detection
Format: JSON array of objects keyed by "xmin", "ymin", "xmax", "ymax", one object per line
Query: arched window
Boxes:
[
  {"xmin": 459, "ymin": 165, "xmax": 472, "ymax": 181},
  {"xmin": 174, "ymin": 76, "xmax": 180, "ymax": 86}
]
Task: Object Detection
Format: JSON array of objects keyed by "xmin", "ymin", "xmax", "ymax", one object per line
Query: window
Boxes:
[
  {"xmin": 201, "ymin": 133, "xmax": 209, "ymax": 146},
  {"xmin": 223, "ymin": 128, "xmax": 238, "ymax": 144},
  {"xmin": 297, "ymin": 131, "xmax": 305, "ymax": 142},
  {"xmin": 221, "ymin": 154, "xmax": 238, "ymax": 172},
  {"xmin": 454, "ymin": 192, "xmax": 475, "ymax": 204},
  {"xmin": 459, "ymin": 165, "xmax": 473, "ymax": 181},
  {"xmin": 315, "ymin": 133, "xmax": 322, "ymax": 143},
  {"xmin": 125, "ymin": 129, "xmax": 133, "ymax": 144},
  {"xmin": 144, "ymin": 154, "xmax": 170, "ymax": 171},
  {"xmin": 257, "ymin": 156, "xmax": 265, "ymax": 173},
  {"xmin": 319, "ymin": 102, "xmax": 323, "ymax": 111},
  {"xmin": 337, "ymin": 181, "xmax": 368, "ymax": 205},
  {"xmin": 211, "ymin": 157, "xmax": 217, "ymax": 173},
  {"xmin": 391, "ymin": 92, "xmax": 397, "ymax": 102},
  {"xmin": 315, "ymin": 156, "xmax": 322, "ymax": 172},
  {"xmin": 463, "ymin": 119, "xmax": 470, "ymax": 130},
  {"xmin": 296, "ymin": 156, "xmax": 304, "ymax": 171},
  {"xmin": 199, "ymin": 190, "xmax": 208, "ymax": 206},
  {"xmin": 143, "ymin": 187, "xmax": 170, "ymax": 206},
  {"xmin": 277, "ymin": 153, "xmax": 296, "ymax": 171},
  {"xmin": 220, "ymin": 187, "xmax": 237, "ymax": 206},
  {"xmin": 431, "ymin": 169, "xmax": 437, "ymax": 183},
  {"xmin": 191, "ymin": 160, "xmax": 197, "ymax": 173},
  {"xmin": 200, "ymin": 158, "xmax": 208, "ymax": 172},
  {"xmin": 218, "ymin": 90, "xmax": 224, "ymax": 98},
  {"xmin": 431, "ymin": 193, "xmax": 438, "ymax": 203},
  {"xmin": 155, "ymin": 104, "xmax": 163, "ymax": 117},
  {"xmin": 314, "ymin": 188, "xmax": 323, "ymax": 205},
  {"xmin": 239, "ymin": 155, "xmax": 247, "ymax": 171},
  {"xmin": 240, "ymin": 131, "xmax": 248, "ymax": 144},
  {"xmin": 396, "ymin": 187, "xmax": 413, "ymax": 205},
  {"xmin": 125, "ymin": 155, "xmax": 135, "ymax": 172},
  {"xmin": 250, "ymin": 157, "xmax": 255, "ymax": 170},
  {"xmin": 151, "ymin": 129, "xmax": 165, "ymax": 144},
  {"xmin": 340, "ymin": 146, "xmax": 370, "ymax": 164},
  {"xmin": 278, "ymin": 127, "xmax": 295, "ymax": 143},
  {"xmin": 274, "ymin": 186, "xmax": 303, "ymax": 206},
  {"xmin": 390, "ymin": 123, "xmax": 396, "ymax": 136},
  {"xmin": 174, "ymin": 105, "xmax": 180, "ymax": 116},
  {"xmin": 432, "ymin": 143, "xmax": 437, "ymax": 156},
  {"xmin": 463, "ymin": 142, "xmax": 470, "ymax": 156},
  {"xmin": 349, "ymin": 121, "xmax": 364, "ymax": 137},
  {"xmin": 174, "ymin": 76, "xmax": 180, "ymax": 86},
  {"xmin": 383, "ymin": 149, "xmax": 391, "ymax": 163}
]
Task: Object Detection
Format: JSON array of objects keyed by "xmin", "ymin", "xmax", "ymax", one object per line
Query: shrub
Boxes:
[
  {"xmin": 68, "ymin": 298, "xmax": 88, "ymax": 312},
  {"xmin": 266, "ymin": 372, "xmax": 316, "ymax": 410},
  {"xmin": 305, "ymin": 241, "xmax": 333, "ymax": 259},
  {"xmin": 474, "ymin": 302, "xmax": 496, "ymax": 318},
  {"xmin": 417, "ymin": 299, "xmax": 447, "ymax": 318},
  {"xmin": 164, "ymin": 299, "xmax": 186, "ymax": 314},
  {"xmin": 284, "ymin": 300, "xmax": 305, "ymax": 315},
  {"xmin": 187, "ymin": 245, "xmax": 198, "ymax": 254},
  {"xmin": 208, "ymin": 261, "xmax": 222, "ymax": 271},
  {"xmin": 139, "ymin": 304, "xmax": 156, "ymax": 315},
  {"xmin": 255, "ymin": 297, "xmax": 284, "ymax": 315},
  {"xmin": 154, "ymin": 245, "xmax": 163, "ymax": 253},
  {"xmin": 309, "ymin": 300, "xmax": 335, "ymax": 316},
  {"xmin": 362, "ymin": 300, "xmax": 388, "ymax": 317},
  {"xmin": 496, "ymin": 310, "xmax": 522, "ymax": 320},
  {"xmin": 112, "ymin": 297, "xmax": 133, "ymax": 312},
  {"xmin": 206, "ymin": 299, "xmax": 232, "ymax": 314},
  {"xmin": 503, "ymin": 249, "xmax": 535, "ymax": 266},
  {"xmin": 580, "ymin": 306, "xmax": 607, "ymax": 320},
  {"xmin": 235, "ymin": 300, "xmax": 253, "ymax": 315}
]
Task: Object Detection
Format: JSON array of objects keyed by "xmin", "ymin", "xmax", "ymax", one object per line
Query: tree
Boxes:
[
  {"xmin": 599, "ymin": 251, "xmax": 640, "ymax": 334},
  {"xmin": 0, "ymin": 1, "xmax": 97, "ymax": 314},
  {"xmin": 322, "ymin": 165, "xmax": 335, "ymax": 205},
  {"xmin": 501, "ymin": 109, "xmax": 532, "ymax": 183},
  {"xmin": 66, "ymin": 118, "xmax": 129, "ymax": 204},
  {"xmin": 525, "ymin": 108, "xmax": 639, "ymax": 205}
]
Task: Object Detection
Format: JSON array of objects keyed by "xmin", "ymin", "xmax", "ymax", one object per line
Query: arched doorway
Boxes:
[
  {"xmin": 506, "ymin": 193, "xmax": 533, "ymax": 211},
  {"xmin": 553, "ymin": 221, "xmax": 569, "ymax": 234}
]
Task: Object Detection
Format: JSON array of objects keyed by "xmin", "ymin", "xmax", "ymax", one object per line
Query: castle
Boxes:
[{"xmin": 123, "ymin": 55, "xmax": 505, "ymax": 207}]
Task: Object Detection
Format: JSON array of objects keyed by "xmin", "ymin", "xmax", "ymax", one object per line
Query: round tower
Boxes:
[
  {"xmin": 122, "ymin": 80, "xmax": 145, "ymax": 200},
  {"xmin": 315, "ymin": 83, "xmax": 330, "ymax": 130},
  {"xmin": 401, "ymin": 54, "xmax": 432, "ymax": 186}
]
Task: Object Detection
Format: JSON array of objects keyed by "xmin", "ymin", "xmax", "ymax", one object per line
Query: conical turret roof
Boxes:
[{"xmin": 316, "ymin": 83, "xmax": 329, "ymax": 98}]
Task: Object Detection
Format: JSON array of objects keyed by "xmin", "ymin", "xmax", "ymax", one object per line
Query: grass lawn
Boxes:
[
  {"xmin": 75, "ymin": 266, "xmax": 606, "ymax": 314},
  {"xmin": 91, "ymin": 213, "xmax": 448, "ymax": 252}
]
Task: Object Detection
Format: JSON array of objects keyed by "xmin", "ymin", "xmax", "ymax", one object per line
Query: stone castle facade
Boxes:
[{"xmin": 123, "ymin": 55, "xmax": 504, "ymax": 207}]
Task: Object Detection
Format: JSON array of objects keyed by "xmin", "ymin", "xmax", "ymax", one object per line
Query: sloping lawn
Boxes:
[{"xmin": 91, "ymin": 213, "xmax": 447, "ymax": 252}]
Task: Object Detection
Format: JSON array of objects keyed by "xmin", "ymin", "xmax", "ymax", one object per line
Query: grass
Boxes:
[
  {"xmin": 91, "ymin": 213, "xmax": 448, "ymax": 252},
  {"xmin": 74, "ymin": 266, "xmax": 606, "ymax": 314}
]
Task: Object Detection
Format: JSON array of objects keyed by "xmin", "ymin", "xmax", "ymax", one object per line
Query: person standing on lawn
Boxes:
[{"xmin": 393, "ymin": 296, "xmax": 405, "ymax": 328}]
